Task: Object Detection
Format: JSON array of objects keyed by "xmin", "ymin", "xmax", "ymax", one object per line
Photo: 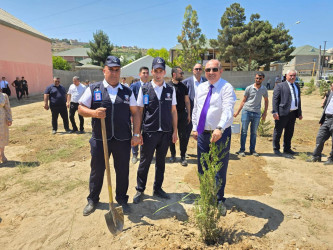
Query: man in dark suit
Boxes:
[
  {"xmin": 307, "ymin": 91, "xmax": 333, "ymax": 165},
  {"xmin": 272, "ymin": 70, "xmax": 303, "ymax": 156},
  {"xmin": 182, "ymin": 63, "xmax": 207, "ymax": 142},
  {"xmin": 130, "ymin": 66, "xmax": 150, "ymax": 164}
]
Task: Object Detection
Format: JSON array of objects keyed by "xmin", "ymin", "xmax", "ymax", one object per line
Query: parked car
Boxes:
[
  {"xmin": 295, "ymin": 76, "xmax": 304, "ymax": 87},
  {"xmin": 319, "ymin": 76, "xmax": 332, "ymax": 84}
]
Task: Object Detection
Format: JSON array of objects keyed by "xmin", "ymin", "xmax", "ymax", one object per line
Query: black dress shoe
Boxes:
[
  {"xmin": 83, "ymin": 201, "xmax": 96, "ymax": 216},
  {"xmin": 284, "ymin": 149, "xmax": 296, "ymax": 155},
  {"xmin": 181, "ymin": 156, "xmax": 188, "ymax": 166},
  {"xmin": 169, "ymin": 156, "xmax": 176, "ymax": 163},
  {"xmin": 153, "ymin": 189, "xmax": 170, "ymax": 199},
  {"xmin": 306, "ymin": 156, "xmax": 321, "ymax": 162},
  {"xmin": 324, "ymin": 159, "xmax": 333, "ymax": 165},
  {"xmin": 120, "ymin": 203, "xmax": 131, "ymax": 214},
  {"xmin": 274, "ymin": 150, "xmax": 282, "ymax": 156},
  {"xmin": 133, "ymin": 191, "xmax": 144, "ymax": 204}
]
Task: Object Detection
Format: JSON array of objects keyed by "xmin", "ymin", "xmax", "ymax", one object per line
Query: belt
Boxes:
[
  {"xmin": 326, "ymin": 114, "xmax": 333, "ymax": 118},
  {"xmin": 203, "ymin": 130, "xmax": 213, "ymax": 133}
]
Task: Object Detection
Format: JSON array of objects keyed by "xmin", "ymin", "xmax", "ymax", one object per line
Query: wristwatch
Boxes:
[
  {"xmin": 133, "ymin": 134, "xmax": 140, "ymax": 138},
  {"xmin": 216, "ymin": 126, "xmax": 224, "ymax": 133}
]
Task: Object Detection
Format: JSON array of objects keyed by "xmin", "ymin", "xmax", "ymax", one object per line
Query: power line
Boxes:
[
  {"xmin": 36, "ymin": 0, "xmax": 175, "ymax": 32},
  {"xmin": 26, "ymin": 0, "xmax": 103, "ymax": 23}
]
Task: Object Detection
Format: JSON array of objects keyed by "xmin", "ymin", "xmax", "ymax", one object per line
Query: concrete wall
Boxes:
[
  {"xmin": 0, "ymin": 24, "xmax": 53, "ymax": 95},
  {"xmin": 53, "ymin": 69, "xmax": 104, "ymax": 89},
  {"xmin": 183, "ymin": 70, "xmax": 282, "ymax": 89}
]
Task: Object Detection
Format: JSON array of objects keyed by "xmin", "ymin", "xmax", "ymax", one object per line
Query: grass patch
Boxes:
[
  {"xmin": 0, "ymin": 175, "xmax": 13, "ymax": 191},
  {"xmin": 62, "ymin": 179, "xmax": 86, "ymax": 193},
  {"xmin": 16, "ymin": 162, "xmax": 39, "ymax": 174},
  {"xmin": 298, "ymin": 152, "xmax": 311, "ymax": 161}
]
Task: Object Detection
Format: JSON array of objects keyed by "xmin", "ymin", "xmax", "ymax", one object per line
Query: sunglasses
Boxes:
[
  {"xmin": 205, "ymin": 68, "xmax": 219, "ymax": 73},
  {"xmin": 255, "ymin": 77, "xmax": 263, "ymax": 80},
  {"xmin": 194, "ymin": 68, "xmax": 202, "ymax": 71}
]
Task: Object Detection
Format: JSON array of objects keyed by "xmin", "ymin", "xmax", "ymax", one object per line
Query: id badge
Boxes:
[
  {"xmin": 143, "ymin": 94, "xmax": 149, "ymax": 105},
  {"xmin": 93, "ymin": 90, "xmax": 102, "ymax": 102}
]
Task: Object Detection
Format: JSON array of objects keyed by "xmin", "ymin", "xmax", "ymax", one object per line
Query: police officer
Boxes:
[
  {"xmin": 130, "ymin": 66, "xmax": 150, "ymax": 164},
  {"xmin": 133, "ymin": 57, "xmax": 178, "ymax": 204},
  {"xmin": 78, "ymin": 56, "xmax": 141, "ymax": 216}
]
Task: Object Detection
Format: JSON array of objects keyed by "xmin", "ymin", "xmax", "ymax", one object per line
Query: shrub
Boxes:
[
  {"xmin": 319, "ymin": 80, "xmax": 331, "ymax": 97},
  {"xmin": 304, "ymin": 78, "xmax": 316, "ymax": 95},
  {"xmin": 257, "ymin": 109, "xmax": 272, "ymax": 137},
  {"xmin": 195, "ymin": 140, "xmax": 228, "ymax": 244}
]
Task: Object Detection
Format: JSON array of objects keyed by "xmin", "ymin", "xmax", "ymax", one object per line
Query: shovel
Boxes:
[{"xmin": 100, "ymin": 118, "xmax": 124, "ymax": 235}]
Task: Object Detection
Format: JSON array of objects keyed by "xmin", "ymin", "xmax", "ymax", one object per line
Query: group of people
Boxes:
[
  {"xmin": 0, "ymin": 76, "xmax": 29, "ymax": 100},
  {"xmin": 77, "ymin": 55, "xmax": 237, "ymax": 217},
  {"xmin": 2, "ymin": 54, "xmax": 331, "ymax": 220},
  {"xmin": 43, "ymin": 76, "xmax": 87, "ymax": 134},
  {"xmin": 77, "ymin": 55, "xmax": 321, "ymax": 218}
]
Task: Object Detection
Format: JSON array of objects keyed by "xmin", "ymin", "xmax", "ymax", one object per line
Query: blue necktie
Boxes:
[
  {"xmin": 291, "ymin": 83, "xmax": 297, "ymax": 107},
  {"xmin": 197, "ymin": 84, "xmax": 214, "ymax": 134}
]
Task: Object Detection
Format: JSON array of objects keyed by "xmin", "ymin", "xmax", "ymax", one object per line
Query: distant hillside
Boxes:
[{"xmin": 51, "ymin": 38, "xmax": 148, "ymax": 57}]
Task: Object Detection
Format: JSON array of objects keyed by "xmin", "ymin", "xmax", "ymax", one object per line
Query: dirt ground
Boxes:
[{"xmin": 0, "ymin": 89, "xmax": 332, "ymax": 249}]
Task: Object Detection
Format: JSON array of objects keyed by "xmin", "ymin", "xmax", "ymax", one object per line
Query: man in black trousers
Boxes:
[
  {"xmin": 272, "ymin": 70, "xmax": 303, "ymax": 156},
  {"xmin": 168, "ymin": 66, "xmax": 191, "ymax": 166},
  {"xmin": 78, "ymin": 56, "xmax": 141, "ymax": 215},
  {"xmin": 44, "ymin": 77, "xmax": 70, "ymax": 134},
  {"xmin": 133, "ymin": 57, "xmax": 178, "ymax": 204},
  {"xmin": 307, "ymin": 91, "xmax": 333, "ymax": 165}
]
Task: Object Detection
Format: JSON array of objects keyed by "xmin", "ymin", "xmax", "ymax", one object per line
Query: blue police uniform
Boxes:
[
  {"xmin": 88, "ymin": 81, "xmax": 133, "ymax": 205},
  {"xmin": 136, "ymin": 82, "xmax": 174, "ymax": 192}
]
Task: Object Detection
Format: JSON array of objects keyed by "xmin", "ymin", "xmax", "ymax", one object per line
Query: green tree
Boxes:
[
  {"xmin": 52, "ymin": 56, "xmax": 71, "ymax": 70},
  {"xmin": 87, "ymin": 30, "xmax": 113, "ymax": 66},
  {"xmin": 177, "ymin": 5, "xmax": 206, "ymax": 72},
  {"xmin": 216, "ymin": 3, "xmax": 294, "ymax": 71},
  {"xmin": 147, "ymin": 48, "xmax": 174, "ymax": 67},
  {"xmin": 216, "ymin": 3, "xmax": 247, "ymax": 71}
]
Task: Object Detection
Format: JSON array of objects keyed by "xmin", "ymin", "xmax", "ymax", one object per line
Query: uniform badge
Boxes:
[
  {"xmin": 143, "ymin": 94, "xmax": 149, "ymax": 104},
  {"xmin": 165, "ymin": 92, "xmax": 172, "ymax": 101},
  {"xmin": 93, "ymin": 89, "xmax": 102, "ymax": 102}
]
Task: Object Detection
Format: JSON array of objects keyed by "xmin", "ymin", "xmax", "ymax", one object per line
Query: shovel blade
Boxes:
[{"xmin": 104, "ymin": 206, "xmax": 124, "ymax": 235}]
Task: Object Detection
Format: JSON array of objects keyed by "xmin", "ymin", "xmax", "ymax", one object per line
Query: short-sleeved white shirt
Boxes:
[
  {"xmin": 68, "ymin": 83, "xmax": 86, "ymax": 103},
  {"xmin": 79, "ymin": 80, "xmax": 137, "ymax": 108},
  {"xmin": 136, "ymin": 80, "xmax": 177, "ymax": 107}
]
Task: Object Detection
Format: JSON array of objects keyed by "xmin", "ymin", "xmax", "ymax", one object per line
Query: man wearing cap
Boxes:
[
  {"xmin": 130, "ymin": 66, "xmax": 150, "ymax": 164},
  {"xmin": 133, "ymin": 57, "xmax": 178, "ymax": 204},
  {"xmin": 67, "ymin": 76, "xmax": 86, "ymax": 133},
  {"xmin": 182, "ymin": 64, "xmax": 207, "ymax": 145},
  {"xmin": 78, "ymin": 56, "xmax": 141, "ymax": 216},
  {"xmin": 44, "ymin": 77, "xmax": 70, "ymax": 134},
  {"xmin": 192, "ymin": 59, "xmax": 236, "ymax": 216}
]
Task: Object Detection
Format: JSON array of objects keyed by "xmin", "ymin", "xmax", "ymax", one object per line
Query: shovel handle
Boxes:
[{"xmin": 101, "ymin": 118, "xmax": 114, "ymax": 209}]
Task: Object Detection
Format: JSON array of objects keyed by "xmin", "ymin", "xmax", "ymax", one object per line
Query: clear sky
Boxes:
[{"xmin": 2, "ymin": 0, "xmax": 332, "ymax": 50}]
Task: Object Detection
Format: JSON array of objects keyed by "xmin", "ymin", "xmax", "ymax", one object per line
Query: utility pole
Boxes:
[
  {"xmin": 317, "ymin": 45, "xmax": 321, "ymax": 80},
  {"xmin": 321, "ymin": 41, "xmax": 327, "ymax": 77}
]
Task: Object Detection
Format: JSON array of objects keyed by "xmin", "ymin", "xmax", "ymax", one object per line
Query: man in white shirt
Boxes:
[
  {"xmin": 78, "ymin": 56, "xmax": 141, "ymax": 216},
  {"xmin": 133, "ymin": 57, "xmax": 178, "ymax": 204},
  {"xmin": 67, "ymin": 76, "xmax": 86, "ymax": 133},
  {"xmin": 0, "ymin": 77, "xmax": 11, "ymax": 96},
  {"xmin": 192, "ymin": 59, "xmax": 236, "ymax": 216},
  {"xmin": 183, "ymin": 64, "xmax": 207, "ymax": 140}
]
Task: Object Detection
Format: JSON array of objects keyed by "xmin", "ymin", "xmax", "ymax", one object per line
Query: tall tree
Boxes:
[
  {"xmin": 87, "ymin": 30, "xmax": 113, "ymax": 66},
  {"xmin": 217, "ymin": 3, "xmax": 247, "ymax": 70},
  {"xmin": 147, "ymin": 48, "xmax": 174, "ymax": 67},
  {"xmin": 177, "ymin": 5, "xmax": 206, "ymax": 72},
  {"xmin": 216, "ymin": 3, "xmax": 294, "ymax": 71}
]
